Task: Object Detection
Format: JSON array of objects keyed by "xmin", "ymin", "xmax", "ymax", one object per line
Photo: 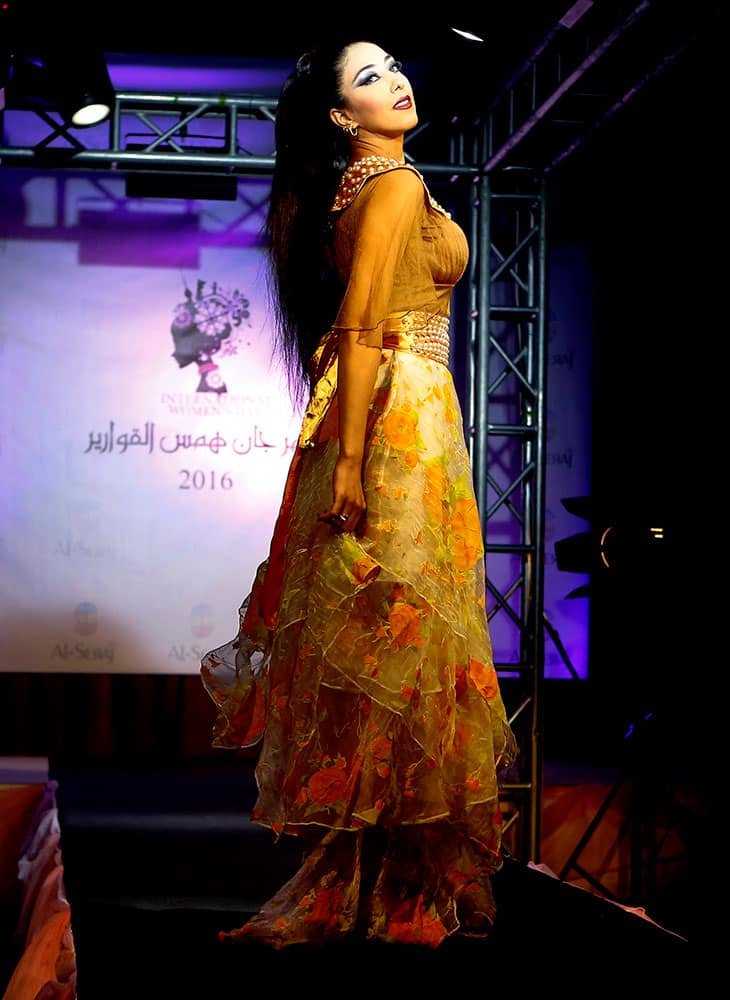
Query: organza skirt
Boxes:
[{"xmin": 202, "ymin": 344, "xmax": 518, "ymax": 947}]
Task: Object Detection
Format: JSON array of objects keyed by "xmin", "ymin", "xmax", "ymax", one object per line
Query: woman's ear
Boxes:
[{"xmin": 330, "ymin": 108, "xmax": 352, "ymax": 130}]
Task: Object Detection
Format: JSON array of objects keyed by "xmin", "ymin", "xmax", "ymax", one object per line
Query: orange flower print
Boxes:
[
  {"xmin": 451, "ymin": 498, "xmax": 484, "ymax": 569},
  {"xmin": 370, "ymin": 735, "xmax": 392, "ymax": 778},
  {"xmin": 352, "ymin": 554, "xmax": 379, "ymax": 586},
  {"xmin": 424, "ymin": 464, "xmax": 447, "ymax": 524},
  {"xmin": 382, "ymin": 406, "xmax": 418, "ymax": 449},
  {"xmin": 468, "ymin": 658, "xmax": 499, "ymax": 700},
  {"xmin": 335, "ymin": 624, "xmax": 362, "ymax": 651},
  {"xmin": 405, "ymin": 450, "xmax": 419, "ymax": 468},
  {"xmin": 308, "ymin": 764, "xmax": 348, "ymax": 805},
  {"xmin": 246, "ymin": 915, "xmax": 286, "ymax": 942},
  {"xmin": 304, "ymin": 886, "xmax": 344, "ymax": 931},
  {"xmin": 389, "ymin": 602, "xmax": 423, "ymax": 648},
  {"xmin": 227, "ymin": 682, "xmax": 265, "ymax": 745},
  {"xmin": 371, "ymin": 735, "xmax": 392, "ymax": 759},
  {"xmin": 375, "ymin": 519, "xmax": 396, "ymax": 534},
  {"xmin": 386, "ymin": 895, "xmax": 449, "ymax": 948},
  {"xmin": 454, "ymin": 719, "xmax": 473, "ymax": 752},
  {"xmin": 446, "ymin": 868, "xmax": 470, "ymax": 892}
]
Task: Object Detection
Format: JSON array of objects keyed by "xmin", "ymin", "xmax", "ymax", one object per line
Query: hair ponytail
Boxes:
[{"xmin": 265, "ymin": 41, "xmax": 354, "ymax": 407}]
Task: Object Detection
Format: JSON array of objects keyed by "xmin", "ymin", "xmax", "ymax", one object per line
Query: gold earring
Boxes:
[{"xmin": 343, "ymin": 124, "xmax": 359, "ymax": 137}]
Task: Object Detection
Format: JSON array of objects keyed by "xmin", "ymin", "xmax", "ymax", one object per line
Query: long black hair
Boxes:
[{"xmin": 265, "ymin": 38, "xmax": 359, "ymax": 407}]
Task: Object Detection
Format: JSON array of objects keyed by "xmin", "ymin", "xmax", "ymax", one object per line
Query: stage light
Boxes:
[
  {"xmin": 554, "ymin": 496, "xmax": 671, "ymax": 599},
  {"xmin": 53, "ymin": 48, "xmax": 115, "ymax": 127},
  {"xmin": 450, "ymin": 27, "xmax": 485, "ymax": 42},
  {"xmin": 4, "ymin": 47, "xmax": 115, "ymax": 128}
]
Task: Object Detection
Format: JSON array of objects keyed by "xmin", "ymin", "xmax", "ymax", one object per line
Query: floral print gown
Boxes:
[{"xmin": 201, "ymin": 143, "xmax": 518, "ymax": 949}]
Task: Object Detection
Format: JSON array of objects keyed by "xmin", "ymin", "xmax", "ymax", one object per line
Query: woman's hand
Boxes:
[
  {"xmin": 318, "ymin": 453, "xmax": 366, "ymax": 532},
  {"xmin": 318, "ymin": 330, "xmax": 380, "ymax": 534}
]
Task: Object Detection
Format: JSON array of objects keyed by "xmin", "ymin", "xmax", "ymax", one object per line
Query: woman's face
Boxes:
[{"xmin": 331, "ymin": 41, "xmax": 418, "ymax": 138}]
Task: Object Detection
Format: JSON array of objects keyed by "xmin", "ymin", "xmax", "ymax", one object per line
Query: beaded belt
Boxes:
[
  {"xmin": 382, "ymin": 310, "xmax": 451, "ymax": 367},
  {"xmin": 298, "ymin": 310, "xmax": 451, "ymax": 448}
]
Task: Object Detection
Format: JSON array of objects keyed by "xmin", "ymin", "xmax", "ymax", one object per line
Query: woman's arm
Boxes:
[
  {"xmin": 319, "ymin": 167, "xmax": 425, "ymax": 532},
  {"xmin": 318, "ymin": 334, "xmax": 381, "ymax": 530}
]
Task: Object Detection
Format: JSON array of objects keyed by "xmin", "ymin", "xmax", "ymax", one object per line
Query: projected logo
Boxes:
[
  {"xmin": 190, "ymin": 603, "xmax": 213, "ymax": 638},
  {"xmin": 170, "ymin": 278, "xmax": 251, "ymax": 393},
  {"xmin": 74, "ymin": 601, "xmax": 99, "ymax": 636}
]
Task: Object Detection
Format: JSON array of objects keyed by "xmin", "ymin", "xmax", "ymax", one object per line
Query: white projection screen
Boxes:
[
  {"xmin": 0, "ymin": 178, "xmax": 304, "ymax": 673},
  {"xmin": 0, "ymin": 56, "xmax": 590, "ymax": 677}
]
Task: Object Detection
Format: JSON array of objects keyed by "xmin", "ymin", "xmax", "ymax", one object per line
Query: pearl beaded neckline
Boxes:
[
  {"xmin": 330, "ymin": 156, "xmax": 452, "ymax": 219},
  {"xmin": 331, "ymin": 156, "xmax": 405, "ymax": 211}
]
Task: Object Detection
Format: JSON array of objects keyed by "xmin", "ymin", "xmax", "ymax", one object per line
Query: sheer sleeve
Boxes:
[{"xmin": 331, "ymin": 167, "xmax": 426, "ymax": 348}]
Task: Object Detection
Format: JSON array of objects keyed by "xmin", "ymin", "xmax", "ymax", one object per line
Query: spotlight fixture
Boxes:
[
  {"xmin": 52, "ymin": 48, "xmax": 115, "ymax": 127},
  {"xmin": 553, "ymin": 496, "xmax": 672, "ymax": 599},
  {"xmin": 5, "ymin": 46, "xmax": 115, "ymax": 128}
]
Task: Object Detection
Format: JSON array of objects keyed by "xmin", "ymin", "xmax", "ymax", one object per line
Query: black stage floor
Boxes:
[
  {"xmin": 65, "ymin": 862, "xmax": 697, "ymax": 997},
  {"xmin": 28, "ymin": 757, "xmax": 714, "ymax": 996}
]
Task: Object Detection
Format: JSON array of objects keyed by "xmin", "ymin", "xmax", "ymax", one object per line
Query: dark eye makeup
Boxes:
[{"xmin": 355, "ymin": 58, "xmax": 404, "ymax": 86}]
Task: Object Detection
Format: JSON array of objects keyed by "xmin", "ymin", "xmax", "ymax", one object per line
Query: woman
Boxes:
[{"xmin": 201, "ymin": 36, "xmax": 518, "ymax": 949}]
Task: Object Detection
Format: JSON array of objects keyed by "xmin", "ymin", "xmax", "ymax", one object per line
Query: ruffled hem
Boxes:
[{"xmin": 217, "ymin": 825, "xmax": 502, "ymax": 950}]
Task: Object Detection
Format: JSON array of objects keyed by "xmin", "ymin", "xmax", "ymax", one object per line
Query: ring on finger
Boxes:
[{"xmin": 337, "ymin": 513, "xmax": 348, "ymax": 522}]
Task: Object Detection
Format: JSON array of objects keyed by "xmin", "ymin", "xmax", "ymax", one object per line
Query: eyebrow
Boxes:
[{"xmin": 351, "ymin": 54, "xmax": 394, "ymax": 84}]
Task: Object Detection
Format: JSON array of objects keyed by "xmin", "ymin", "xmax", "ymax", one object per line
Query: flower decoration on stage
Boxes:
[{"xmin": 170, "ymin": 278, "xmax": 251, "ymax": 394}]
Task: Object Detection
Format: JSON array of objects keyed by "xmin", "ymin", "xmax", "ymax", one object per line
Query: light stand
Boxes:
[{"xmin": 550, "ymin": 496, "xmax": 689, "ymax": 910}]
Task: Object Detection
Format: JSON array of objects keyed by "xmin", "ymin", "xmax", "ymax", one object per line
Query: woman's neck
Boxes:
[{"xmin": 349, "ymin": 134, "xmax": 405, "ymax": 164}]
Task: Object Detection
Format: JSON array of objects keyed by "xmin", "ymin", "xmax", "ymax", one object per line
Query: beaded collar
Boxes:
[
  {"xmin": 330, "ymin": 156, "xmax": 451, "ymax": 218},
  {"xmin": 331, "ymin": 155, "xmax": 404, "ymax": 211}
]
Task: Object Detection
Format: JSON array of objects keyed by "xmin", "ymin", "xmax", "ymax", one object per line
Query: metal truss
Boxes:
[
  {"xmin": 456, "ymin": 172, "xmax": 548, "ymax": 864},
  {"xmin": 0, "ymin": 0, "xmax": 721, "ymax": 866},
  {"xmin": 0, "ymin": 91, "xmax": 280, "ymax": 174}
]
